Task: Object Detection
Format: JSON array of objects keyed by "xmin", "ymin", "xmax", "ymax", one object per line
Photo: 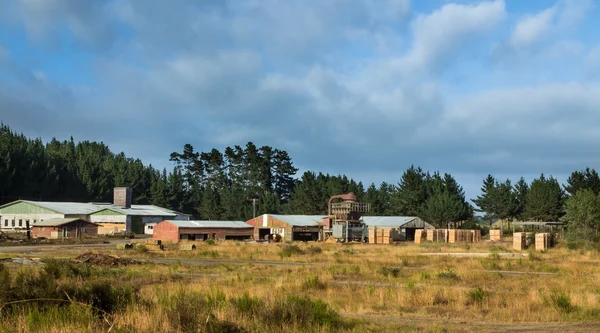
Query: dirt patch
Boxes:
[{"xmin": 74, "ymin": 252, "xmax": 139, "ymax": 266}]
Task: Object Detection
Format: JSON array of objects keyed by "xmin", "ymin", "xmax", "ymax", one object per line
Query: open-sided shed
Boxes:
[
  {"xmin": 362, "ymin": 216, "xmax": 434, "ymax": 241},
  {"xmin": 246, "ymin": 214, "xmax": 325, "ymax": 242},
  {"xmin": 152, "ymin": 220, "xmax": 253, "ymax": 242}
]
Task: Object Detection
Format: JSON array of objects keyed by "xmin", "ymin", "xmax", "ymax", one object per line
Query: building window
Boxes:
[
  {"xmin": 148, "ymin": 226, "xmax": 153, "ymax": 230},
  {"xmin": 4, "ymin": 219, "xmax": 7, "ymax": 227},
  {"xmin": 19, "ymin": 220, "xmax": 22, "ymax": 227},
  {"xmin": 33, "ymin": 220, "xmax": 37, "ymax": 224},
  {"xmin": 11, "ymin": 219, "xmax": 15, "ymax": 227}
]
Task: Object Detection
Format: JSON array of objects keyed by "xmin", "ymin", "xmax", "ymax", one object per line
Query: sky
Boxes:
[{"xmin": 1, "ymin": 0, "xmax": 599, "ymax": 203}]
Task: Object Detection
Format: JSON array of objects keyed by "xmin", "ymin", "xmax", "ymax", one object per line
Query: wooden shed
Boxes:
[
  {"xmin": 31, "ymin": 218, "xmax": 99, "ymax": 239},
  {"xmin": 152, "ymin": 220, "xmax": 253, "ymax": 242},
  {"xmin": 246, "ymin": 214, "xmax": 325, "ymax": 242}
]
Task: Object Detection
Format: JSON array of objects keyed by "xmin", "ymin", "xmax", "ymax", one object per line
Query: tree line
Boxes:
[{"xmin": 0, "ymin": 123, "xmax": 598, "ymax": 234}]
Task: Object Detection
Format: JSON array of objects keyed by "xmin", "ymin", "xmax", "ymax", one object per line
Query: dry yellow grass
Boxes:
[{"xmin": 2, "ymin": 239, "xmax": 600, "ymax": 332}]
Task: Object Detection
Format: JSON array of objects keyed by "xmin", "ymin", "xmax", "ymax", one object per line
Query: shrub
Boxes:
[
  {"xmin": 266, "ymin": 295, "xmax": 346, "ymax": 329},
  {"xmin": 205, "ymin": 239, "xmax": 215, "ymax": 245},
  {"xmin": 550, "ymin": 291, "xmax": 574, "ymax": 313},
  {"xmin": 436, "ymin": 269, "xmax": 459, "ymax": 280},
  {"xmin": 62, "ymin": 281, "xmax": 136, "ymax": 314},
  {"xmin": 467, "ymin": 287, "xmax": 488, "ymax": 306},
  {"xmin": 232, "ymin": 292, "xmax": 263, "ymax": 317},
  {"xmin": 280, "ymin": 245, "xmax": 304, "ymax": 258},
  {"xmin": 302, "ymin": 275, "xmax": 327, "ymax": 290},
  {"xmin": 378, "ymin": 266, "xmax": 401, "ymax": 278},
  {"xmin": 44, "ymin": 259, "xmax": 93, "ymax": 279},
  {"xmin": 306, "ymin": 246, "xmax": 323, "ymax": 255}
]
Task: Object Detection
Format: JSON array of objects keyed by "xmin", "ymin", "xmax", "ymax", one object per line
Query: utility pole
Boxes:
[{"xmin": 249, "ymin": 198, "xmax": 258, "ymax": 218}]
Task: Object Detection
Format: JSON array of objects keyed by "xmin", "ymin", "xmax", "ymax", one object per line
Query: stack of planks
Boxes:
[
  {"xmin": 414, "ymin": 230, "xmax": 426, "ymax": 244},
  {"xmin": 535, "ymin": 233, "xmax": 552, "ymax": 251},
  {"xmin": 369, "ymin": 227, "xmax": 394, "ymax": 244},
  {"xmin": 513, "ymin": 232, "xmax": 526, "ymax": 251},
  {"xmin": 489, "ymin": 230, "xmax": 502, "ymax": 241},
  {"xmin": 426, "ymin": 229, "xmax": 438, "ymax": 242},
  {"xmin": 471, "ymin": 230, "xmax": 482, "ymax": 242}
]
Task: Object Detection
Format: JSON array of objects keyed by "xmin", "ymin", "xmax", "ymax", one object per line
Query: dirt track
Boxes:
[{"xmin": 353, "ymin": 314, "xmax": 600, "ymax": 332}]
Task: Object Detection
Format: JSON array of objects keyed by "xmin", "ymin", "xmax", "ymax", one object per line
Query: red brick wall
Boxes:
[
  {"xmin": 31, "ymin": 222, "xmax": 98, "ymax": 238},
  {"xmin": 32, "ymin": 226, "xmax": 58, "ymax": 238},
  {"xmin": 153, "ymin": 221, "xmax": 180, "ymax": 242},
  {"xmin": 152, "ymin": 221, "xmax": 253, "ymax": 242}
]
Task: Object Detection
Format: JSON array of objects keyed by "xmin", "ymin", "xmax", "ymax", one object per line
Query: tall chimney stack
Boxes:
[{"xmin": 114, "ymin": 187, "xmax": 132, "ymax": 208}]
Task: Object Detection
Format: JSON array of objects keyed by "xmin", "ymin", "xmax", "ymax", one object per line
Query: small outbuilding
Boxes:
[
  {"xmin": 30, "ymin": 218, "xmax": 99, "ymax": 239},
  {"xmin": 152, "ymin": 220, "xmax": 254, "ymax": 242}
]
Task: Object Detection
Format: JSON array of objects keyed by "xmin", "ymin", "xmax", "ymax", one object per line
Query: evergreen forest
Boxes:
[{"xmin": 1, "ymin": 124, "xmax": 598, "ymax": 236}]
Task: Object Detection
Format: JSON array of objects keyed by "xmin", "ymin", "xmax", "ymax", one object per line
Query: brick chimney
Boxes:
[{"xmin": 114, "ymin": 187, "xmax": 132, "ymax": 208}]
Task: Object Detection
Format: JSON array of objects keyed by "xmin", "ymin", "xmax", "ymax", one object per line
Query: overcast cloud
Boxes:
[{"xmin": 1, "ymin": 0, "xmax": 599, "ymax": 201}]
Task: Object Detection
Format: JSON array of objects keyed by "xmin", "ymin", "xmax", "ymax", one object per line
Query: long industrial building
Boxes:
[
  {"xmin": 246, "ymin": 214, "xmax": 433, "ymax": 242},
  {"xmin": 0, "ymin": 187, "xmax": 188, "ymax": 235}
]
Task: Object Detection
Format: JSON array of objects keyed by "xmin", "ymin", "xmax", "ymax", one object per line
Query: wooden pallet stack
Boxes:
[
  {"xmin": 535, "ymin": 233, "xmax": 552, "ymax": 251},
  {"xmin": 414, "ymin": 230, "xmax": 426, "ymax": 244},
  {"xmin": 513, "ymin": 232, "xmax": 526, "ymax": 251},
  {"xmin": 426, "ymin": 229, "xmax": 438, "ymax": 242},
  {"xmin": 437, "ymin": 229, "xmax": 446, "ymax": 242},
  {"xmin": 489, "ymin": 230, "xmax": 502, "ymax": 241},
  {"xmin": 369, "ymin": 227, "xmax": 394, "ymax": 244},
  {"xmin": 368, "ymin": 227, "xmax": 377, "ymax": 244},
  {"xmin": 447, "ymin": 229, "xmax": 457, "ymax": 243},
  {"xmin": 471, "ymin": 230, "xmax": 482, "ymax": 243}
]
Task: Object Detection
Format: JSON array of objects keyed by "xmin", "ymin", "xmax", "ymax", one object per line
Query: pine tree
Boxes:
[
  {"xmin": 564, "ymin": 189, "xmax": 600, "ymax": 240},
  {"xmin": 565, "ymin": 168, "xmax": 600, "ymax": 196},
  {"xmin": 391, "ymin": 166, "xmax": 428, "ymax": 216},
  {"xmin": 472, "ymin": 175, "xmax": 497, "ymax": 225},
  {"xmin": 513, "ymin": 177, "xmax": 529, "ymax": 220},
  {"xmin": 199, "ymin": 185, "xmax": 223, "ymax": 220},
  {"xmin": 525, "ymin": 174, "xmax": 565, "ymax": 221}
]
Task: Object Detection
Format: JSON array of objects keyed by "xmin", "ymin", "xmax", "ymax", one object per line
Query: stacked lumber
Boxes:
[
  {"xmin": 525, "ymin": 233, "xmax": 534, "ymax": 247},
  {"xmin": 369, "ymin": 227, "xmax": 394, "ymax": 244},
  {"xmin": 368, "ymin": 227, "xmax": 377, "ymax": 244},
  {"xmin": 426, "ymin": 229, "xmax": 438, "ymax": 242},
  {"xmin": 513, "ymin": 232, "xmax": 526, "ymax": 251},
  {"xmin": 414, "ymin": 230, "xmax": 426, "ymax": 244},
  {"xmin": 471, "ymin": 230, "xmax": 482, "ymax": 243},
  {"xmin": 448, "ymin": 229, "xmax": 457, "ymax": 243},
  {"xmin": 535, "ymin": 233, "xmax": 552, "ymax": 251},
  {"xmin": 437, "ymin": 229, "xmax": 446, "ymax": 243},
  {"xmin": 466, "ymin": 230, "xmax": 474, "ymax": 243},
  {"xmin": 489, "ymin": 230, "xmax": 502, "ymax": 241}
]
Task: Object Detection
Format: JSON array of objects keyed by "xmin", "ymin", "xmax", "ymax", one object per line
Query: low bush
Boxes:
[
  {"xmin": 280, "ymin": 245, "xmax": 304, "ymax": 258},
  {"xmin": 306, "ymin": 246, "xmax": 323, "ymax": 255},
  {"xmin": 302, "ymin": 274, "xmax": 327, "ymax": 290},
  {"xmin": 436, "ymin": 269, "xmax": 459, "ymax": 280},
  {"xmin": 266, "ymin": 295, "xmax": 347, "ymax": 329},
  {"xmin": 378, "ymin": 266, "xmax": 401, "ymax": 278},
  {"xmin": 467, "ymin": 287, "xmax": 488, "ymax": 306},
  {"xmin": 232, "ymin": 292, "xmax": 263, "ymax": 317},
  {"xmin": 550, "ymin": 291, "xmax": 574, "ymax": 314},
  {"xmin": 205, "ymin": 239, "xmax": 215, "ymax": 245}
]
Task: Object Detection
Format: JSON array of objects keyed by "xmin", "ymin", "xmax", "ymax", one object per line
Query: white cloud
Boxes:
[
  {"xmin": 402, "ymin": 0, "xmax": 506, "ymax": 73},
  {"xmin": 510, "ymin": 7, "xmax": 556, "ymax": 47}
]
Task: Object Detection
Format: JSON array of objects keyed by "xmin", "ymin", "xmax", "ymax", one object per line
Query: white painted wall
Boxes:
[
  {"xmin": 0, "ymin": 213, "xmax": 64, "ymax": 232},
  {"xmin": 144, "ymin": 223, "xmax": 157, "ymax": 235},
  {"xmin": 89, "ymin": 215, "xmax": 127, "ymax": 223}
]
